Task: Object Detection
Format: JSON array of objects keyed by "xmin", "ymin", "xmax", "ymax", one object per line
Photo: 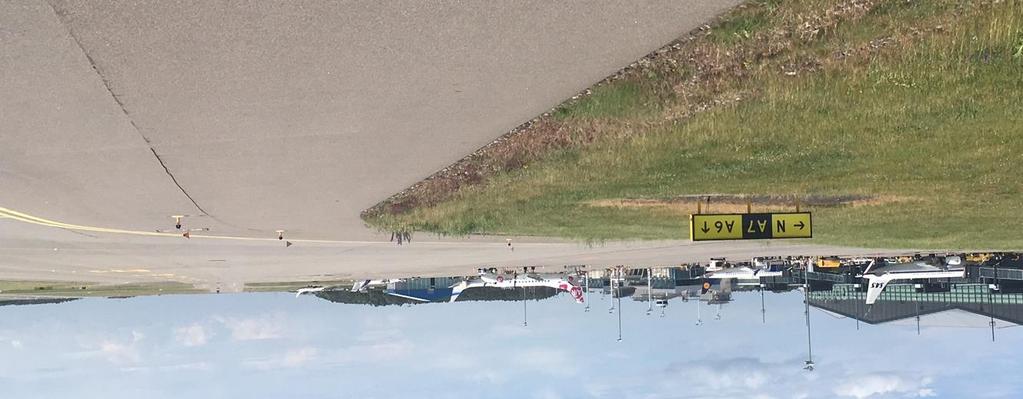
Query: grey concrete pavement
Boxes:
[
  {"xmin": 1, "ymin": 1, "xmax": 200, "ymax": 233},
  {"xmin": 3, "ymin": 0, "xmax": 738, "ymax": 240}
]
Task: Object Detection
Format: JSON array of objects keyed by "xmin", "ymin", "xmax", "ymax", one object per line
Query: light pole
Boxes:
[
  {"xmin": 696, "ymin": 295, "xmax": 702, "ymax": 326},
  {"xmin": 647, "ymin": 268, "xmax": 653, "ymax": 316},
  {"xmin": 608, "ymin": 269, "xmax": 615, "ymax": 314},
  {"xmin": 988, "ymin": 283, "xmax": 997, "ymax": 342},
  {"xmin": 760, "ymin": 284, "xmax": 766, "ymax": 324},
  {"xmin": 584, "ymin": 273, "xmax": 590, "ymax": 312},
  {"xmin": 803, "ymin": 281, "xmax": 814, "ymax": 372},
  {"xmin": 617, "ymin": 267, "xmax": 623, "ymax": 342},
  {"xmin": 855, "ymin": 284, "xmax": 861, "ymax": 331},
  {"xmin": 521, "ymin": 274, "xmax": 527, "ymax": 327},
  {"xmin": 915, "ymin": 298, "xmax": 921, "ymax": 336}
]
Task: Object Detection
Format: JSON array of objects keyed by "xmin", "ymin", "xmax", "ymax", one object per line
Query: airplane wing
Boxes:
[{"xmin": 449, "ymin": 280, "xmax": 476, "ymax": 303}]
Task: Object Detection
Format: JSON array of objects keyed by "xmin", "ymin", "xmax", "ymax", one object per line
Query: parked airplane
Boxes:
[
  {"xmin": 450, "ymin": 271, "xmax": 584, "ymax": 303},
  {"xmin": 703, "ymin": 266, "xmax": 785, "ymax": 280},
  {"xmin": 705, "ymin": 258, "xmax": 730, "ymax": 272},
  {"xmin": 350, "ymin": 279, "xmax": 394, "ymax": 293},
  {"xmin": 860, "ymin": 256, "xmax": 965, "ymax": 305},
  {"xmin": 295, "ymin": 286, "xmax": 328, "ymax": 297}
]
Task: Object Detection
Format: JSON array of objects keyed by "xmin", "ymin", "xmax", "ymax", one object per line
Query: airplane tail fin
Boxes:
[
  {"xmin": 351, "ymin": 280, "xmax": 370, "ymax": 292},
  {"xmin": 449, "ymin": 281, "xmax": 468, "ymax": 303},
  {"xmin": 557, "ymin": 278, "xmax": 585, "ymax": 303},
  {"xmin": 864, "ymin": 276, "xmax": 890, "ymax": 305},
  {"xmin": 570, "ymin": 286, "xmax": 584, "ymax": 303},
  {"xmin": 861, "ymin": 259, "xmax": 877, "ymax": 275}
]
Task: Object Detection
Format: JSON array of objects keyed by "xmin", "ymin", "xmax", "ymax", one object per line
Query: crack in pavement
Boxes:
[
  {"xmin": 46, "ymin": 1, "xmax": 210, "ymax": 217},
  {"xmin": 149, "ymin": 148, "xmax": 211, "ymax": 215}
]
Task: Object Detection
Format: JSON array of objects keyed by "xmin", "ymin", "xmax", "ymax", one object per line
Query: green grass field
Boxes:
[
  {"xmin": 0, "ymin": 280, "xmax": 202, "ymax": 297},
  {"xmin": 370, "ymin": 0, "xmax": 1023, "ymax": 250},
  {"xmin": 244, "ymin": 280, "xmax": 354, "ymax": 293}
]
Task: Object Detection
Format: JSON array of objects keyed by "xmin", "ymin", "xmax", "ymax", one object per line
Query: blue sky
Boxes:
[{"xmin": 1, "ymin": 290, "xmax": 1020, "ymax": 399}]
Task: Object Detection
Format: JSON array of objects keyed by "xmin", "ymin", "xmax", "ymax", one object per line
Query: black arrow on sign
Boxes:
[
  {"xmin": 701, "ymin": 221, "xmax": 711, "ymax": 233},
  {"xmin": 795, "ymin": 221, "xmax": 806, "ymax": 230}
]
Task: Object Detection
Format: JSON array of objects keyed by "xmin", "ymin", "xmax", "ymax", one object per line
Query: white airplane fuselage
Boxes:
[
  {"xmin": 859, "ymin": 260, "xmax": 965, "ymax": 304},
  {"xmin": 704, "ymin": 267, "xmax": 784, "ymax": 280},
  {"xmin": 450, "ymin": 272, "xmax": 584, "ymax": 303}
]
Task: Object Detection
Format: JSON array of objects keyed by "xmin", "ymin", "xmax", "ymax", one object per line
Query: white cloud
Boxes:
[
  {"xmin": 834, "ymin": 375, "xmax": 936, "ymax": 399},
  {"xmin": 121, "ymin": 361, "xmax": 213, "ymax": 373},
  {"xmin": 532, "ymin": 388, "xmax": 563, "ymax": 399},
  {"xmin": 582, "ymin": 357, "xmax": 940, "ymax": 399},
  {"xmin": 10, "ymin": 340, "xmax": 23, "ymax": 349},
  {"xmin": 341, "ymin": 340, "xmax": 413, "ymax": 363},
  {"xmin": 357, "ymin": 327, "xmax": 403, "ymax": 343},
  {"xmin": 435, "ymin": 352, "xmax": 475, "ymax": 370},
  {"xmin": 657, "ymin": 357, "xmax": 776, "ymax": 395},
  {"xmin": 489, "ymin": 324, "xmax": 534, "ymax": 338},
  {"xmin": 243, "ymin": 347, "xmax": 318, "ymax": 370},
  {"xmin": 216, "ymin": 315, "xmax": 283, "ymax": 341},
  {"xmin": 283, "ymin": 347, "xmax": 317, "ymax": 367},
  {"xmin": 98, "ymin": 340, "xmax": 140, "ymax": 364},
  {"xmin": 90, "ymin": 330, "xmax": 145, "ymax": 365},
  {"xmin": 467, "ymin": 368, "xmax": 508, "ymax": 385},
  {"xmin": 174, "ymin": 324, "xmax": 209, "ymax": 347},
  {"xmin": 511, "ymin": 348, "xmax": 578, "ymax": 376},
  {"xmin": 433, "ymin": 352, "xmax": 508, "ymax": 384},
  {"xmin": 581, "ymin": 356, "xmax": 941, "ymax": 399}
]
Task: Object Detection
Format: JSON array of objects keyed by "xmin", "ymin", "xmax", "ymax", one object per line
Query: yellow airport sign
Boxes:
[
  {"xmin": 772, "ymin": 212, "xmax": 812, "ymax": 238},
  {"xmin": 690, "ymin": 212, "xmax": 812, "ymax": 241},
  {"xmin": 689, "ymin": 214, "xmax": 742, "ymax": 240}
]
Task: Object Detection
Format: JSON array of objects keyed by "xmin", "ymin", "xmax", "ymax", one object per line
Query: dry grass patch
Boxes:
[{"xmin": 587, "ymin": 194, "xmax": 911, "ymax": 215}]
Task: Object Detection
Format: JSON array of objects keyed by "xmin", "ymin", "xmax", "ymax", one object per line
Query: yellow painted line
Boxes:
[
  {"xmin": 0, "ymin": 207, "xmax": 285, "ymax": 241},
  {"xmin": 1, "ymin": 206, "xmax": 575, "ymax": 247},
  {"xmin": 0, "ymin": 206, "xmax": 370, "ymax": 244},
  {"xmin": 0, "ymin": 207, "xmax": 173, "ymax": 237}
]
